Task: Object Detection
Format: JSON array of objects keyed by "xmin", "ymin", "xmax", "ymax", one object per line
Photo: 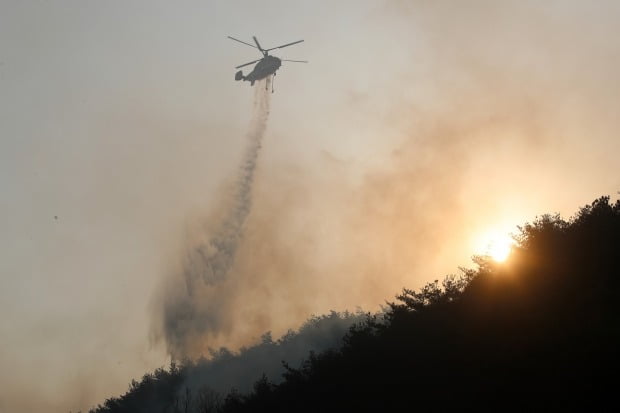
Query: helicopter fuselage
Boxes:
[
  {"xmin": 229, "ymin": 35, "xmax": 305, "ymax": 90},
  {"xmin": 238, "ymin": 55, "xmax": 281, "ymax": 85}
]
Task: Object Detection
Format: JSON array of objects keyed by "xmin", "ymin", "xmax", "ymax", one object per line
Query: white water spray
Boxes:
[
  {"xmin": 160, "ymin": 78, "xmax": 272, "ymax": 358},
  {"xmin": 185, "ymin": 78, "xmax": 271, "ymax": 288}
]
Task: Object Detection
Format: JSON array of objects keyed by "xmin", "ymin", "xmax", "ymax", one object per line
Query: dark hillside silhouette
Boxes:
[
  {"xmin": 88, "ymin": 311, "xmax": 362, "ymax": 413},
  {"xmin": 89, "ymin": 196, "xmax": 620, "ymax": 412},
  {"xmin": 220, "ymin": 196, "xmax": 620, "ymax": 412}
]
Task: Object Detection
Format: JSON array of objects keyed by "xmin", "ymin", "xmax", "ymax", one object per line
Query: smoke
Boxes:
[
  {"xmin": 3, "ymin": 2, "xmax": 620, "ymax": 413},
  {"xmin": 181, "ymin": 311, "xmax": 364, "ymax": 396},
  {"xmin": 153, "ymin": 1, "xmax": 620, "ymax": 365},
  {"xmin": 144, "ymin": 0, "xmax": 620, "ymax": 378},
  {"xmin": 157, "ymin": 78, "xmax": 271, "ymax": 359}
]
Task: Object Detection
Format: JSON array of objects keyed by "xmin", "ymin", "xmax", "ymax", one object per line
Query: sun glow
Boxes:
[{"xmin": 473, "ymin": 229, "xmax": 515, "ymax": 262}]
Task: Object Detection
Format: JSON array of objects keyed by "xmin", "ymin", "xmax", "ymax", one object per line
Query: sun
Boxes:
[
  {"xmin": 486, "ymin": 236, "xmax": 514, "ymax": 262},
  {"xmin": 473, "ymin": 229, "xmax": 515, "ymax": 262}
]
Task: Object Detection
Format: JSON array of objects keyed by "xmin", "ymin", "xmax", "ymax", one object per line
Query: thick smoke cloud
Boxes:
[{"xmin": 181, "ymin": 311, "xmax": 364, "ymax": 396}]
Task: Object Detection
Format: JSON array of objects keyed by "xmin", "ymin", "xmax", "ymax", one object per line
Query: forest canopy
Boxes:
[{"xmin": 89, "ymin": 196, "xmax": 620, "ymax": 412}]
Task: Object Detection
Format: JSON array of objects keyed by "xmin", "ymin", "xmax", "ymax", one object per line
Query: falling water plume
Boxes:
[{"xmin": 160, "ymin": 77, "xmax": 272, "ymax": 359}]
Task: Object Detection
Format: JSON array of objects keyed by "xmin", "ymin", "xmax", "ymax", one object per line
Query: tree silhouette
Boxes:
[
  {"xmin": 218, "ymin": 196, "xmax": 620, "ymax": 412},
  {"xmin": 88, "ymin": 312, "xmax": 361, "ymax": 413},
  {"xmin": 88, "ymin": 195, "xmax": 620, "ymax": 412}
]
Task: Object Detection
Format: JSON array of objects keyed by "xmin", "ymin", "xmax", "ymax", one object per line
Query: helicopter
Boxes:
[{"xmin": 227, "ymin": 35, "xmax": 307, "ymax": 92}]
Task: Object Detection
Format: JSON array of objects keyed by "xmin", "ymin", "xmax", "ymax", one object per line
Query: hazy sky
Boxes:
[{"xmin": 1, "ymin": 1, "xmax": 620, "ymax": 411}]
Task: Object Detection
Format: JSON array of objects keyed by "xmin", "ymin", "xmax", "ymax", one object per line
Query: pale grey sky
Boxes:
[{"xmin": 1, "ymin": 1, "xmax": 619, "ymax": 411}]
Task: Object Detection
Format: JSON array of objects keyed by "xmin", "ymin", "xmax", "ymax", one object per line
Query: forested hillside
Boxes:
[{"xmin": 90, "ymin": 196, "xmax": 620, "ymax": 412}]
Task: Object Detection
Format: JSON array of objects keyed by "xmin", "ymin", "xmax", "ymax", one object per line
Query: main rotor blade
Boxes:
[
  {"xmin": 235, "ymin": 59, "xmax": 261, "ymax": 69},
  {"xmin": 282, "ymin": 59, "xmax": 308, "ymax": 63},
  {"xmin": 227, "ymin": 36, "xmax": 258, "ymax": 49},
  {"xmin": 265, "ymin": 40, "xmax": 304, "ymax": 52},
  {"xmin": 252, "ymin": 36, "xmax": 265, "ymax": 52}
]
